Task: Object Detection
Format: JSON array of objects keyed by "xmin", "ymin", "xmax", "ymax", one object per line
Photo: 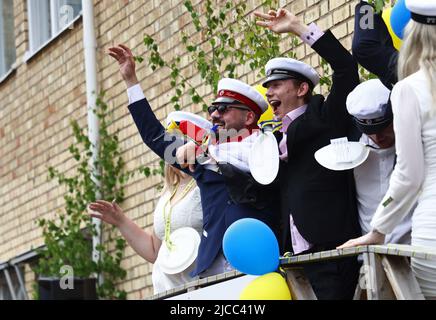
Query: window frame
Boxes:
[
  {"xmin": 24, "ymin": 0, "xmax": 82, "ymax": 62},
  {"xmin": 0, "ymin": 0, "xmax": 16, "ymax": 81}
]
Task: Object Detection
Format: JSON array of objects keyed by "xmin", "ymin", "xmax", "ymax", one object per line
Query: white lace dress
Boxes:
[
  {"xmin": 371, "ymin": 70, "xmax": 436, "ymax": 298},
  {"xmin": 151, "ymin": 186, "xmax": 203, "ymax": 294}
]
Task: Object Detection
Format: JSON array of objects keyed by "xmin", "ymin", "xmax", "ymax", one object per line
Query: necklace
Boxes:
[{"xmin": 163, "ymin": 179, "xmax": 196, "ymax": 250}]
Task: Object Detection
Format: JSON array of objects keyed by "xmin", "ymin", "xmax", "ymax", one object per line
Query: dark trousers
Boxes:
[
  {"xmin": 299, "ymin": 245, "xmax": 361, "ymax": 300},
  {"xmin": 303, "ymin": 256, "xmax": 361, "ymax": 300}
]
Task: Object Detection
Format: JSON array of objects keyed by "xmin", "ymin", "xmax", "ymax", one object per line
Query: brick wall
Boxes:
[{"xmin": 0, "ymin": 0, "xmax": 358, "ymax": 299}]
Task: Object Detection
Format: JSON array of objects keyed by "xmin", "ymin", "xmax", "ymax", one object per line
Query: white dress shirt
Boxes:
[
  {"xmin": 127, "ymin": 83, "xmax": 145, "ymax": 104},
  {"xmin": 354, "ymin": 135, "xmax": 412, "ymax": 244}
]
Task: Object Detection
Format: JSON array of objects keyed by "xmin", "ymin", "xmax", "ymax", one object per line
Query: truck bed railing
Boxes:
[{"xmin": 149, "ymin": 245, "xmax": 436, "ymax": 300}]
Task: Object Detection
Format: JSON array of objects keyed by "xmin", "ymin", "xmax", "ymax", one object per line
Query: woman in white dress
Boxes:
[
  {"xmin": 339, "ymin": 0, "xmax": 436, "ymax": 299},
  {"xmin": 88, "ymin": 164, "xmax": 203, "ymax": 294}
]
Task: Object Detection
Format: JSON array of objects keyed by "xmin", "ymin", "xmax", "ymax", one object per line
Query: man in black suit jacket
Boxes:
[{"xmin": 255, "ymin": 8, "xmax": 361, "ymax": 299}]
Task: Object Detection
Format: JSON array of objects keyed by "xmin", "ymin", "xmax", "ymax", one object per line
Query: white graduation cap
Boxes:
[
  {"xmin": 406, "ymin": 0, "xmax": 436, "ymax": 25},
  {"xmin": 314, "ymin": 137, "xmax": 370, "ymax": 171},
  {"xmin": 346, "ymin": 79, "xmax": 391, "ymax": 120},
  {"xmin": 263, "ymin": 57, "xmax": 320, "ymax": 89},
  {"xmin": 346, "ymin": 79, "xmax": 393, "ymax": 135},
  {"xmin": 166, "ymin": 111, "xmax": 213, "ymax": 131},
  {"xmin": 213, "ymin": 78, "xmax": 269, "ymax": 116},
  {"xmin": 248, "ymin": 127, "xmax": 280, "ymax": 185},
  {"xmin": 155, "ymin": 227, "xmax": 201, "ymax": 275}
]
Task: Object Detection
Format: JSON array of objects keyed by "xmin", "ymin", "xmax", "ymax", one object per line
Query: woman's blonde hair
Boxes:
[
  {"xmin": 162, "ymin": 163, "xmax": 187, "ymax": 193},
  {"xmin": 397, "ymin": 21, "xmax": 436, "ymax": 107}
]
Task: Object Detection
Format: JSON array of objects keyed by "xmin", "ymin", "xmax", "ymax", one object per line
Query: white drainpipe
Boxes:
[{"xmin": 81, "ymin": 0, "xmax": 101, "ymax": 282}]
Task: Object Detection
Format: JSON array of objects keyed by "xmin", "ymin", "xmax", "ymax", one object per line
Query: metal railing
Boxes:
[{"xmin": 150, "ymin": 245, "xmax": 436, "ymax": 300}]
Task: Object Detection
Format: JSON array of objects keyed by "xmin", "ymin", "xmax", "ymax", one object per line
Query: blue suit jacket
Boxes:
[{"xmin": 128, "ymin": 98, "xmax": 279, "ymax": 276}]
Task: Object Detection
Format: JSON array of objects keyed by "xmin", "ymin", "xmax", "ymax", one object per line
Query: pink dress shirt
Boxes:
[
  {"xmin": 279, "ymin": 23, "xmax": 324, "ymax": 254},
  {"xmin": 279, "ymin": 106, "xmax": 313, "ymax": 254}
]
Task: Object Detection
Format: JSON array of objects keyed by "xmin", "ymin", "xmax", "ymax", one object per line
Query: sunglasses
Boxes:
[{"xmin": 207, "ymin": 104, "xmax": 251, "ymax": 115}]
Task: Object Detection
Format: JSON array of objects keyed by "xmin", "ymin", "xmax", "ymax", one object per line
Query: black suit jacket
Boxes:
[
  {"xmin": 352, "ymin": 1, "xmax": 398, "ymax": 89},
  {"xmin": 277, "ymin": 30, "xmax": 361, "ymax": 252}
]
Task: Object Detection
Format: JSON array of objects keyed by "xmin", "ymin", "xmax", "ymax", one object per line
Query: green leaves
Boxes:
[
  {"xmin": 142, "ymin": 0, "xmax": 285, "ymax": 113},
  {"xmin": 153, "ymin": 160, "xmax": 165, "ymax": 177},
  {"xmin": 187, "ymin": 45, "xmax": 197, "ymax": 52},
  {"xmin": 143, "ymin": 35, "xmax": 154, "ymax": 46},
  {"xmin": 369, "ymin": 0, "xmax": 386, "ymax": 14},
  {"xmin": 133, "ymin": 56, "xmax": 144, "ymax": 63},
  {"xmin": 319, "ymin": 58, "xmax": 333, "ymax": 89},
  {"xmin": 144, "ymin": 35, "xmax": 165, "ymax": 71},
  {"xmin": 137, "ymin": 162, "xmax": 165, "ymax": 179},
  {"xmin": 359, "ymin": 65, "xmax": 378, "ymax": 81},
  {"xmin": 35, "ymin": 94, "xmax": 129, "ymax": 299},
  {"xmin": 184, "ymin": 0, "xmax": 193, "ymax": 11},
  {"xmin": 192, "ymin": 95, "xmax": 201, "ymax": 104}
]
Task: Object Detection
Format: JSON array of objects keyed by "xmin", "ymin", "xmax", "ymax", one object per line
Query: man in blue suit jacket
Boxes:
[{"xmin": 108, "ymin": 45, "xmax": 280, "ymax": 277}]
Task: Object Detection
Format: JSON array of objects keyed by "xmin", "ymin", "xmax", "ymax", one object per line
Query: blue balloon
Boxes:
[
  {"xmin": 390, "ymin": 0, "xmax": 411, "ymax": 39},
  {"xmin": 223, "ymin": 218, "xmax": 279, "ymax": 275}
]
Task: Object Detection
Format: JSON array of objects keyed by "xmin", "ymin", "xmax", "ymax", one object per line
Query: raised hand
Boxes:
[
  {"xmin": 89, "ymin": 200, "xmax": 161, "ymax": 262},
  {"xmin": 88, "ymin": 200, "xmax": 126, "ymax": 227},
  {"xmin": 107, "ymin": 44, "xmax": 139, "ymax": 88},
  {"xmin": 254, "ymin": 8, "xmax": 308, "ymax": 36}
]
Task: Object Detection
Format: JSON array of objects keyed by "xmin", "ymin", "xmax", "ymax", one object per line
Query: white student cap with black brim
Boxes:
[
  {"xmin": 262, "ymin": 57, "xmax": 320, "ymax": 89},
  {"xmin": 406, "ymin": 0, "xmax": 436, "ymax": 25},
  {"xmin": 346, "ymin": 79, "xmax": 393, "ymax": 135}
]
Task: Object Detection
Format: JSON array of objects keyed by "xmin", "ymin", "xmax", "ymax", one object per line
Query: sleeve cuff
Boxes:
[
  {"xmin": 127, "ymin": 84, "xmax": 145, "ymax": 105},
  {"xmin": 369, "ymin": 221, "xmax": 390, "ymax": 236},
  {"xmin": 300, "ymin": 23, "xmax": 325, "ymax": 47}
]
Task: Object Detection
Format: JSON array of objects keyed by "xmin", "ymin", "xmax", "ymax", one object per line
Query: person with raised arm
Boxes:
[{"xmin": 255, "ymin": 7, "xmax": 361, "ymax": 299}]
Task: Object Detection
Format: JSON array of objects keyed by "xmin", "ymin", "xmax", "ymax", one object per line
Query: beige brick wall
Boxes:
[{"xmin": 0, "ymin": 0, "xmax": 359, "ymax": 299}]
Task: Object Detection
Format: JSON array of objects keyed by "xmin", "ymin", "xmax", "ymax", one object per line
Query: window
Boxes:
[
  {"xmin": 0, "ymin": 275, "xmax": 13, "ymax": 300},
  {"xmin": 0, "ymin": 266, "xmax": 27, "ymax": 300},
  {"xmin": 27, "ymin": 0, "xmax": 82, "ymax": 54},
  {"xmin": 0, "ymin": 0, "xmax": 16, "ymax": 78}
]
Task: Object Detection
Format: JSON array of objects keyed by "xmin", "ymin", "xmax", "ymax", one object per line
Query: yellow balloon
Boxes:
[
  {"xmin": 382, "ymin": 7, "xmax": 403, "ymax": 51},
  {"xmin": 240, "ymin": 272, "xmax": 292, "ymax": 300},
  {"xmin": 254, "ymin": 84, "xmax": 274, "ymax": 124}
]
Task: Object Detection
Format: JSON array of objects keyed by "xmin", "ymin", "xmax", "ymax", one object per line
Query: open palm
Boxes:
[
  {"xmin": 254, "ymin": 9, "xmax": 294, "ymax": 33},
  {"xmin": 254, "ymin": 8, "xmax": 307, "ymax": 36},
  {"xmin": 107, "ymin": 44, "xmax": 137, "ymax": 84},
  {"xmin": 88, "ymin": 200, "xmax": 125, "ymax": 227}
]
